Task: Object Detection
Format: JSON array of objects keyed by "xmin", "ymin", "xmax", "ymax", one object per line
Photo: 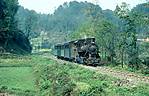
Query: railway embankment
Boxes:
[
  {"xmin": 39, "ymin": 53, "xmax": 149, "ymax": 96},
  {"xmin": 47, "ymin": 54, "xmax": 149, "ymax": 85},
  {"xmin": 0, "ymin": 54, "xmax": 149, "ymax": 96}
]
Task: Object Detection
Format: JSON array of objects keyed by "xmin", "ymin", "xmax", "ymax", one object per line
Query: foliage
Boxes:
[
  {"xmin": 0, "ymin": 0, "xmax": 32, "ymax": 54},
  {"xmin": 115, "ymin": 2, "xmax": 140, "ymax": 69},
  {"xmin": 16, "ymin": 7, "xmax": 38, "ymax": 38},
  {"xmin": 69, "ymin": 1, "xmax": 149, "ymax": 71},
  {"xmin": 0, "ymin": 54, "xmax": 54, "ymax": 95},
  {"xmin": 15, "ymin": 1, "xmax": 149, "ymax": 53},
  {"xmin": 95, "ymin": 20, "xmax": 117, "ymax": 62},
  {"xmin": 34, "ymin": 56, "xmax": 149, "ymax": 96},
  {"xmin": 70, "ymin": 4, "xmax": 117, "ymax": 63},
  {"xmin": 16, "ymin": 1, "xmax": 103, "ymax": 45},
  {"xmin": 34, "ymin": 63, "xmax": 76, "ymax": 96},
  {"xmin": 0, "ymin": 54, "xmax": 149, "ymax": 95},
  {"xmin": 34, "ymin": 61, "xmax": 112, "ymax": 96}
]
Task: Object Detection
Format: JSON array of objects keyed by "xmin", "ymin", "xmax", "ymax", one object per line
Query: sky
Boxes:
[{"xmin": 18, "ymin": 0, "xmax": 147, "ymax": 14}]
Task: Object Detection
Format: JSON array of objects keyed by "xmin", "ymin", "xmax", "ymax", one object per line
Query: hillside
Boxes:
[
  {"xmin": 0, "ymin": 54, "xmax": 149, "ymax": 96},
  {"xmin": 1, "ymin": 1, "xmax": 148, "ymax": 53},
  {"xmin": 16, "ymin": 2, "xmax": 149, "ymax": 47},
  {"xmin": 16, "ymin": 1, "xmax": 110, "ymax": 45}
]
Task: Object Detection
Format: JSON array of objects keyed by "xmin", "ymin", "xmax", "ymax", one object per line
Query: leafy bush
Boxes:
[
  {"xmin": 34, "ymin": 59, "xmax": 116, "ymax": 96},
  {"xmin": 35, "ymin": 60, "xmax": 149, "ymax": 96},
  {"xmin": 34, "ymin": 63, "xmax": 76, "ymax": 96}
]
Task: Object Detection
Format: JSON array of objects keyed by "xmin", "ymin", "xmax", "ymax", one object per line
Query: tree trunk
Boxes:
[
  {"xmin": 121, "ymin": 48, "xmax": 124, "ymax": 68},
  {"xmin": 4, "ymin": 39, "xmax": 9, "ymax": 49},
  {"xmin": 102, "ymin": 46, "xmax": 104, "ymax": 59}
]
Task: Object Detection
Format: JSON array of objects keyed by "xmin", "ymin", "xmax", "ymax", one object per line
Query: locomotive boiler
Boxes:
[{"xmin": 54, "ymin": 37, "xmax": 101, "ymax": 66}]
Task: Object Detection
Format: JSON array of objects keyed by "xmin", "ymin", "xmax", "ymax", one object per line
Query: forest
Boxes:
[{"xmin": 0, "ymin": 0, "xmax": 149, "ymax": 96}]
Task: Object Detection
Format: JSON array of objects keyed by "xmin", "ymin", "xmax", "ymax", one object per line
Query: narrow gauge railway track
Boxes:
[{"xmin": 45, "ymin": 54, "xmax": 149, "ymax": 86}]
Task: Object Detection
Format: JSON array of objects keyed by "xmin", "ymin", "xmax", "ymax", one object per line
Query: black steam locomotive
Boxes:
[{"xmin": 54, "ymin": 37, "xmax": 101, "ymax": 66}]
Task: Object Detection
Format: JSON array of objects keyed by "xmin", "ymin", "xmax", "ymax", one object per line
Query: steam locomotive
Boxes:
[{"xmin": 54, "ymin": 37, "xmax": 101, "ymax": 66}]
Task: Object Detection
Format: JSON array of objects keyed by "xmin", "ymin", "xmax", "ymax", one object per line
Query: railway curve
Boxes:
[{"xmin": 45, "ymin": 54, "xmax": 149, "ymax": 86}]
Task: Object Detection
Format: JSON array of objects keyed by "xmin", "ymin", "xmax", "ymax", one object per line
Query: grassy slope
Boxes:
[
  {"xmin": 34, "ymin": 56, "xmax": 149, "ymax": 96},
  {"xmin": 0, "ymin": 55, "xmax": 37, "ymax": 95},
  {"xmin": 0, "ymin": 67, "xmax": 35, "ymax": 90},
  {"xmin": 107, "ymin": 64, "xmax": 149, "ymax": 76},
  {"xmin": 0, "ymin": 54, "xmax": 55, "ymax": 95},
  {"xmin": 0, "ymin": 54, "xmax": 149, "ymax": 96}
]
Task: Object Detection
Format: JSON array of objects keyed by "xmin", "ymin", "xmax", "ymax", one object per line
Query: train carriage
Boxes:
[{"xmin": 54, "ymin": 37, "xmax": 101, "ymax": 66}]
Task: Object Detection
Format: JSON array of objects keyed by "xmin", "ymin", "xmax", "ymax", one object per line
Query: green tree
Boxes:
[
  {"xmin": 24, "ymin": 10, "xmax": 37, "ymax": 39},
  {"xmin": 95, "ymin": 20, "xmax": 117, "ymax": 63},
  {"xmin": 115, "ymin": 2, "xmax": 139, "ymax": 69},
  {"xmin": 0, "ymin": 0, "xmax": 32, "ymax": 54},
  {"xmin": 0, "ymin": 0, "xmax": 18, "ymax": 48}
]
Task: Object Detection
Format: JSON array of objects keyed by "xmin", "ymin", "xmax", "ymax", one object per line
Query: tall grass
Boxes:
[{"xmin": 34, "ymin": 59, "xmax": 149, "ymax": 96}]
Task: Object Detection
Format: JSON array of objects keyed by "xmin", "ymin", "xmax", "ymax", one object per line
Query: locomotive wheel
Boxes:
[
  {"xmin": 83, "ymin": 58, "xmax": 88, "ymax": 65},
  {"xmin": 83, "ymin": 58, "xmax": 92, "ymax": 66},
  {"xmin": 83, "ymin": 57, "xmax": 100, "ymax": 66}
]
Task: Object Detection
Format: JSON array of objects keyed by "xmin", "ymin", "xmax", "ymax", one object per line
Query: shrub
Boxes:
[{"xmin": 34, "ymin": 63, "xmax": 76, "ymax": 96}]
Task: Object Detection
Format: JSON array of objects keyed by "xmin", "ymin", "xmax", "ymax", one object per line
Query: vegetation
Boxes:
[
  {"xmin": 0, "ymin": 56, "xmax": 35, "ymax": 95},
  {"xmin": 0, "ymin": 54, "xmax": 54, "ymax": 95},
  {"xmin": 0, "ymin": 0, "xmax": 149, "ymax": 95},
  {"xmin": 0, "ymin": 67, "xmax": 35, "ymax": 90},
  {"xmin": 15, "ymin": 2, "xmax": 149, "ymax": 68},
  {"xmin": 69, "ymin": 1, "xmax": 149, "ymax": 72},
  {"xmin": 0, "ymin": 0, "xmax": 32, "ymax": 54},
  {"xmin": 34, "ymin": 55, "xmax": 149, "ymax": 96},
  {"xmin": 0, "ymin": 53, "xmax": 149, "ymax": 96}
]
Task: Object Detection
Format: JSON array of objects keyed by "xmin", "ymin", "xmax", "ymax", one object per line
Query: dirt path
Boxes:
[
  {"xmin": 45, "ymin": 54, "xmax": 149, "ymax": 86},
  {"xmin": 0, "ymin": 93, "xmax": 15, "ymax": 96},
  {"xmin": 81, "ymin": 65, "xmax": 149, "ymax": 85}
]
